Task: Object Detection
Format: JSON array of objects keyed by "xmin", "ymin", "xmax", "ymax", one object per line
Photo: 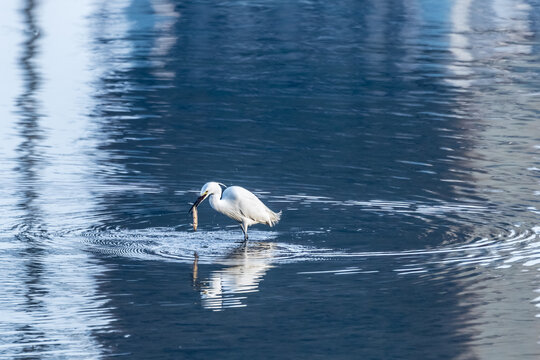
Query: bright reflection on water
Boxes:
[{"xmin": 1, "ymin": 0, "xmax": 540, "ymax": 359}]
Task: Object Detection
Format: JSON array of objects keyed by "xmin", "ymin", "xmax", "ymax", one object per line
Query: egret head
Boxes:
[{"xmin": 189, "ymin": 182, "xmax": 226, "ymax": 213}]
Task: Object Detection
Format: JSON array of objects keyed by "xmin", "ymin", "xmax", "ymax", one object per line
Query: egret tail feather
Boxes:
[{"xmin": 268, "ymin": 210, "xmax": 282, "ymax": 227}]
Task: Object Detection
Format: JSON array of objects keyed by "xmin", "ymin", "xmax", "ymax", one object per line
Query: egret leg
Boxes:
[{"xmin": 240, "ymin": 223, "xmax": 249, "ymax": 242}]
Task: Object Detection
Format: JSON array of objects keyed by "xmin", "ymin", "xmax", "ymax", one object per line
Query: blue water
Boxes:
[{"xmin": 1, "ymin": 0, "xmax": 540, "ymax": 359}]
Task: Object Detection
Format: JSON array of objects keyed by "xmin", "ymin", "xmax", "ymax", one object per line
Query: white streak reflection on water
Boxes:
[{"xmin": 0, "ymin": 236, "xmax": 116, "ymax": 359}]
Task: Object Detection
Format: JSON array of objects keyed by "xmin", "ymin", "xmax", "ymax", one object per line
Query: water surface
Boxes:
[{"xmin": 1, "ymin": 0, "xmax": 539, "ymax": 359}]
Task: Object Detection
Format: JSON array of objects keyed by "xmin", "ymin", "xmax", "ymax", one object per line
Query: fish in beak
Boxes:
[{"xmin": 189, "ymin": 192, "xmax": 208, "ymax": 213}]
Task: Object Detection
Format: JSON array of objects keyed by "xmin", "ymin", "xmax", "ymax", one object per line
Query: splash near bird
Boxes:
[{"xmin": 189, "ymin": 182, "xmax": 281, "ymax": 242}]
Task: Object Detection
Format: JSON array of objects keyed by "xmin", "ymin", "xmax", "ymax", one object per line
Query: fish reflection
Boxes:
[{"xmin": 193, "ymin": 243, "xmax": 276, "ymax": 311}]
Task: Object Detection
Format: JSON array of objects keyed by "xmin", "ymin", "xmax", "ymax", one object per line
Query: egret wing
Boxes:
[{"xmin": 222, "ymin": 186, "xmax": 277, "ymax": 225}]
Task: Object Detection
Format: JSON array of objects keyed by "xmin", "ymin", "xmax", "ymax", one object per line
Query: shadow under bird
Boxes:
[{"xmin": 189, "ymin": 182, "xmax": 281, "ymax": 242}]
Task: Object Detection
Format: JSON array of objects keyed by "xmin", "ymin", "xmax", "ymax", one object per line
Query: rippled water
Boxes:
[{"xmin": 1, "ymin": 0, "xmax": 540, "ymax": 359}]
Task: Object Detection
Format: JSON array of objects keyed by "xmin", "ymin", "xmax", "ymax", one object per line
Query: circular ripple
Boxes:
[
  {"xmin": 75, "ymin": 228, "xmax": 336, "ymax": 265},
  {"xmin": 58, "ymin": 225, "xmax": 540, "ymax": 270}
]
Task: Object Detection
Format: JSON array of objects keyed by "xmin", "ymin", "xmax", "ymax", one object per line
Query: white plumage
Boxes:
[{"xmin": 189, "ymin": 182, "xmax": 281, "ymax": 241}]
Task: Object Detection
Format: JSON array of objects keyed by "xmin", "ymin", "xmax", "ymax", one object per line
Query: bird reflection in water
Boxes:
[{"xmin": 192, "ymin": 242, "xmax": 276, "ymax": 311}]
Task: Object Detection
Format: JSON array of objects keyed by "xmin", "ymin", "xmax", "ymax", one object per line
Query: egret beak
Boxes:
[{"xmin": 189, "ymin": 193, "xmax": 208, "ymax": 213}]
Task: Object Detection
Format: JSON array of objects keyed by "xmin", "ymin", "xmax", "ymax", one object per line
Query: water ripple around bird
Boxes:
[{"xmin": 63, "ymin": 225, "xmax": 540, "ymax": 273}]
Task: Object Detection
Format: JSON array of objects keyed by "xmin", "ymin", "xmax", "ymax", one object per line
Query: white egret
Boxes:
[{"xmin": 189, "ymin": 182, "xmax": 281, "ymax": 242}]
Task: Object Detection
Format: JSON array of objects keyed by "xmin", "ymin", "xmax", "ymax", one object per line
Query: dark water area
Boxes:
[{"xmin": 1, "ymin": 0, "xmax": 539, "ymax": 359}]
